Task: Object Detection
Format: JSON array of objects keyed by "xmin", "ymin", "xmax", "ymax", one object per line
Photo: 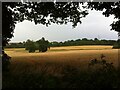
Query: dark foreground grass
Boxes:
[{"xmin": 3, "ymin": 59, "xmax": 120, "ymax": 89}]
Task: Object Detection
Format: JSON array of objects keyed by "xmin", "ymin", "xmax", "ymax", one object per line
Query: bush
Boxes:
[
  {"xmin": 28, "ymin": 49, "xmax": 35, "ymax": 53},
  {"xmin": 113, "ymin": 43, "xmax": 120, "ymax": 49},
  {"xmin": 25, "ymin": 40, "xmax": 36, "ymax": 53},
  {"xmin": 38, "ymin": 45, "xmax": 48, "ymax": 52},
  {"xmin": 25, "ymin": 38, "xmax": 49, "ymax": 53}
]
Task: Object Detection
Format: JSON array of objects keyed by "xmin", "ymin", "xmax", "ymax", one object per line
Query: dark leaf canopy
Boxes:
[
  {"xmin": 2, "ymin": 2, "xmax": 120, "ymax": 46},
  {"xmin": 87, "ymin": 2, "xmax": 120, "ymax": 33},
  {"xmin": 2, "ymin": 2, "xmax": 88, "ymax": 46},
  {"xmin": 13, "ymin": 2, "xmax": 88, "ymax": 26}
]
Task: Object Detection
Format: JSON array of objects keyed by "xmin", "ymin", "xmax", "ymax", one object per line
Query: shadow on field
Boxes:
[{"xmin": 3, "ymin": 57, "xmax": 120, "ymax": 89}]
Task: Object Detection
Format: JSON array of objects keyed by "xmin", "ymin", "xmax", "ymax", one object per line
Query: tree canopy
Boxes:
[
  {"xmin": 25, "ymin": 37, "xmax": 49, "ymax": 52},
  {"xmin": 87, "ymin": 2, "xmax": 120, "ymax": 33},
  {"xmin": 2, "ymin": 2, "xmax": 120, "ymax": 47},
  {"xmin": 2, "ymin": 2, "xmax": 88, "ymax": 46}
]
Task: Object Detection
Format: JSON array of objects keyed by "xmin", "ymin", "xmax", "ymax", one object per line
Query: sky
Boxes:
[{"xmin": 10, "ymin": 10, "xmax": 118, "ymax": 43}]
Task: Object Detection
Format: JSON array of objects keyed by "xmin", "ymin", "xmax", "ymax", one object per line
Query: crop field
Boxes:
[
  {"xmin": 3, "ymin": 45, "xmax": 120, "ymax": 88},
  {"xmin": 5, "ymin": 45, "xmax": 119, "ymax": 72}
]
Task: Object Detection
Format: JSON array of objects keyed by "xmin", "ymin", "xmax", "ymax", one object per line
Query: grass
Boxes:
[
  {"xmin": 3, "ymin": 45, "xmax": 120, "ymax": 88},
  {"xmin": 5, "ymin": 45, "xmax": 119, "ymax": 68},
  {"xmin": 49, "ymin": 45, "xmax": 113, "ymax": 51}
]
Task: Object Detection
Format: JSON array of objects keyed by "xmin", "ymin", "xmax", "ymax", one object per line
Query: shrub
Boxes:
[{"xmin": 113, "ymin": 43, "xmax": 120, "ymax": 49}]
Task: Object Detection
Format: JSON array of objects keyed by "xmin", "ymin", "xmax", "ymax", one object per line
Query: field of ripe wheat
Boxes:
[
  {"xmin": 5, "ymin": 45, "xmax": 119, "ymax": 73},
  {"xmin": 3, "ymin": 45, "xmax": 120, "ymax": 88}
]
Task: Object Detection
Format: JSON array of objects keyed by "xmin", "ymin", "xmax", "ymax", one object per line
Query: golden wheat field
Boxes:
[{"xmin": 5, "ymin": 45, "xmax": 119, "ymax": 75}]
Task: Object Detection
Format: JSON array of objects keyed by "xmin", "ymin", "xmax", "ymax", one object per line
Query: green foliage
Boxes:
[
  {"xmin": 94, "ymin": 38, "xmax": 98, "ymax": 41},
  {"xmin": 82, "ymin": 38, "xmax": 88, "ymax": 41},
  {"xmin": 88, "ymin": 55, "xmax": 115, "ymax": 72},
  {"xmin": 113, "ymin": 39, "xmax": 120, "ymax": 49},
  {"xmin": 5, "ymin": 38, "xmax": 118, "ymax": 48},
  {"xmin": 5, "ymin": 42, "xmax": 25, "ymax": 48},
  {"xmin": 25, "ymin": 39, "xmax": 36, "ymax": 53},
  {"xmin": 25, "ymin": 37, "xmax": 49, "ymax": 53},
  {"xmin": 113, "ymin": 43, "xmax": 120, "ymax": 49},
  {"xmin": 36, "ymin": 37, "xmax": 49, "ymax": 52},
  {"xmin": 87, "ymin": 2, "xmax": 120, "ymax": 33},
  {"xmin": 87, "ymin": 55, "xmax": 119, "ymax": 88},
  {"xmin": 50, "ymin": 38, "xmax": 117, "ymax": 47}
]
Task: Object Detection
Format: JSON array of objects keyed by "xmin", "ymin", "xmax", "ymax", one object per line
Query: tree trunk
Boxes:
[{"xmin": 118, "ymin": 32, "xmax": 120, "ymax": 70}]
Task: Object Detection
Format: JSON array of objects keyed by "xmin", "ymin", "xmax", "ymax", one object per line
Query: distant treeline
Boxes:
[
  {"xmin": 50, "ymin": 38, "xmax": 118, "ymax": 47},
  {"xmin": 5, "ymin": 38, "xmax": 119, "ymax": 48},
  {"xmin": 6, "ymin": 42, "xmax": 25, "ymax": 48}
]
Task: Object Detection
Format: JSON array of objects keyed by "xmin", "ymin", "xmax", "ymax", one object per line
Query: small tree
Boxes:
[
  {"xmin": 25, "ymin": 39, "xmax": 36, "ymax": 53},
  {"xmin": 94, "ymin": 38, "xmax": 99, "ymax": 41},
  {"xmin": 25, "ymin": 39, "xmax": 31, "ymax": 50},
  {"xmin": 36, "ymin": 37, "xmax": 49, "ymax": 52}
]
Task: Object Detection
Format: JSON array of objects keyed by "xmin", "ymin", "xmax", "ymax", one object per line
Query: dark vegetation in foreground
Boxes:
[{"xmin": 3, "ymin": 57, "xmax": 120, "ymax": 88}]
